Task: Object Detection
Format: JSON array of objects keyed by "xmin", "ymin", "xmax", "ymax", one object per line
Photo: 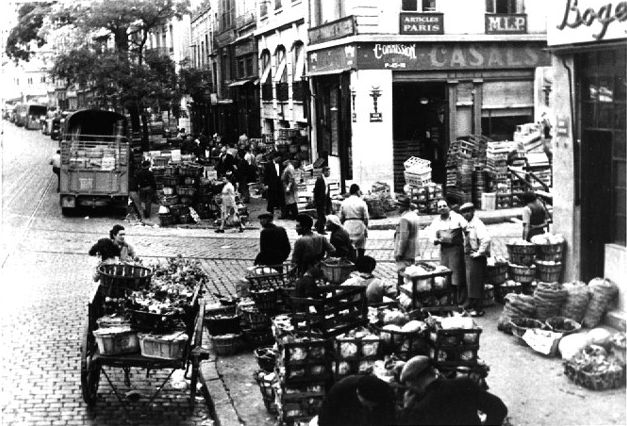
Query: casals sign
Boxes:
[
  {"xmin": 357, "ymin": 43, "xmax": 550, "ymax": 70},
  {"xmin": 400, "ymin": 13, "xmax": 444, "ymax": 34},
  {"xmin": 548, "ymin": 0, "xmax": 627, "ymax": 45}
]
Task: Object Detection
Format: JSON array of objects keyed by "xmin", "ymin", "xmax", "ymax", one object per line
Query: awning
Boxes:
[
  {"xmin": 228, "ymin": 78, "xmax": 258, "ymax": 87},
  {"xmin": 306, "ymin": 68, "xmax": 353, "ymax": 78}
]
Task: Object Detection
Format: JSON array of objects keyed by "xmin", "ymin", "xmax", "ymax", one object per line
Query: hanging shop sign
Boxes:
[
  {"xmin": 485, "ymin": 14, "xmax": 528, "ymax": 34},
  {"xmin": 547, "ymin": 0, "xmax": 627, "ymax": 45},
  {"xmin": 400, "ymin": 13, "xmax": 444, "ymax": 34},
  {"xmin": 369, "ymin": 87, "xmax": 382, "ymax": 122},
  {"xmin": 309, "ymin": 16, "xmax": 356, "ymax": 45},
  {"xmin": 357, "ymin": 42, "xmax": 550, "ymax": 70},
  {"xmin": 308, "ymin": 45, "xmax": 355, "ymax": 73}
]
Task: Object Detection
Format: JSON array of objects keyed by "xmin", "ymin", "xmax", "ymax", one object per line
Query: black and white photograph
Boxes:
[{"xmin": 1, "ymin": 0, "xmax": 625, "ymax": 424}]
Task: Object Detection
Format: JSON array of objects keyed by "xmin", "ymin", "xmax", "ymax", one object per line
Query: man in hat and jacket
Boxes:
[
  {"xmin": 313, "ymin": 166, "xmax": 332, "ymax": 234},
  {"xmin": 400, "ymin": 355, "xmax": 507, "ymax": 425},
  {"xmin": 395, "ymin": 197, "xmax": 421, "ymax": 285},
  {"xmin": 263, "ymin": 154, "xmax": 285, "ymax": 217},
  {"xmin": 135, "ymin": 160, "xmax": 156, "ymax": 220},
  {"xmin": 460, "ymin": 202, "xmax": 491, "ymax": 317},
  {"xmin": 292, "ymin": 213, "xmax": 335, "ymax": 275},
  {"xmin": 254, "ymin": 213, "xmax": 291, "ymax": 266}
]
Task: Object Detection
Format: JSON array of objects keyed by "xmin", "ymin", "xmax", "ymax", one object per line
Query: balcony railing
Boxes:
[
  {"xmin": 262, "ymin": 83, "xmax": 273, "ymax": 101},
  {"xmin": 276, "ymin": 82, "xmax": 289, "ymax": 102},
  {"xmin": 235, "ymin": 12, "xmax": 256, "ymax": 29}
]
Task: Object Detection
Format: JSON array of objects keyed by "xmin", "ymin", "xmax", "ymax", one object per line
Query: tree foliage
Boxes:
[{"xmin": 5, "ymin": 2, "xmax": 54, "ymax": 62}]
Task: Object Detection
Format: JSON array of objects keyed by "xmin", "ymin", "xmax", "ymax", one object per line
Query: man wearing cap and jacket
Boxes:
[
  {"xmin": 254, "ymin": 213, "xmax": 291, "ymax": 266},
  {"xmin": 459, "ymin": 202, "xmax": 491, "ymax": 317},
  {"xmin": 292, "ymin": 214, "xmax": 335, "ymax": 276}
]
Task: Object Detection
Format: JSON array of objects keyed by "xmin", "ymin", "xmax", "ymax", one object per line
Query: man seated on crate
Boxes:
[
  {"xmin": 341, "ymin": 255, "xmax": 396, "ymax": 305},
  {"xmin": 399, "ymin": 356, "xmax": 507, "ymax": 426},
  {"xmin": 254, "ymin": 212, "xmax": 291, "ymax": 266},
  {"xmin": 317, "ymin": 374, "xmax": 396, "ymax": 426},
  {"xmin": 292, "ymin": 213, "xmax": 336, "ymax": 276}
]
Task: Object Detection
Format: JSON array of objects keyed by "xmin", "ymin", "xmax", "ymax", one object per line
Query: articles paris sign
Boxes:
[{"xmin": 547, "ymin": 0, "xmax": 627, "ymax": 46}]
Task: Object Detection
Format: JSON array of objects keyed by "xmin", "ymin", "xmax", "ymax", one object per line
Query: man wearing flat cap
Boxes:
[
  {"xmin": 459, "ymin": 202, "xmax": 491, "ymax": 317},
  {"xmin": 400, "ymin": 355, "xmax": 507, "ymax": 425},
  {"xmin": 254, "ymin": 213, "xmax": 291, "ymax": 266},
  {"xmin": 394, "ymin": 197, "xmax": 421, "ymax": 285},
  {"xmin": 291, "ymin": 213, "xmax": 335, "ymax": 275},
  {"xmin": 318, "ymin": 374, "xmax": 396, "ymax": 426}
]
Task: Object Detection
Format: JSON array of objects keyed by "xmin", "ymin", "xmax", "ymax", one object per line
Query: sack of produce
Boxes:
[
  {"xmin": 582, "ymin": 278, "xmax": 618, "ymax": 329},
  {"xmin": 497, "ymin": 293, "xmax": 536, "ymax": 334},
  {"xmin": 533, "ymin": 282, "xmax": 568, "ymax": 321},
  {"xmin": 560, "ymin": 281, "xmax": 591, "ymax": 322}
]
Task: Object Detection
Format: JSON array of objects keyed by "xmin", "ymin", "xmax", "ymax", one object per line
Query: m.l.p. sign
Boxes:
[{"xmin": 485, "ymin": 14, "xmax": 527, "ymax": 33}]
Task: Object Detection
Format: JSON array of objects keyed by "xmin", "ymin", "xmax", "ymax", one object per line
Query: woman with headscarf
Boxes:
[
  {"xmin": 325, "ymin": 215, "xmax": 356, "ymax": 262},
  {"xmin": 340, "ymin": 184, "xmax": 369, "ymax": 259}
]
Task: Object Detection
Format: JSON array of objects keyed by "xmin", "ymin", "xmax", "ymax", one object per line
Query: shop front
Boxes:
[
  {"xmin": 547, "ymin": 0, "xmax": 627, "ymax": 323},
  {"xmin": 308, "ymin": 42, "xmax": 550, "ymax": 192}
]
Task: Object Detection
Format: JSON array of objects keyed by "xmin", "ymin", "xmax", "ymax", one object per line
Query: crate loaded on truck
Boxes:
[{"xmin": 59, "ymin": 109, "xmax": 131, "ymax": 215}]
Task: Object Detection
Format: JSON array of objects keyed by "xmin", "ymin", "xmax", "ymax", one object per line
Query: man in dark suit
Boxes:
[
  {"xmin": 254, "ymin": 213, "xmax": 291, "ymax": 266},
  {"xmin": 263, "ymin": 154, "xmax": 285, "ymax": 216},
  {"xmin": 216, "ymin": 145, "xmax": 237, "ymax": 178},
  {"xmin": 313, "ymin": 166, "xmax": 332, "ymax": 234}
]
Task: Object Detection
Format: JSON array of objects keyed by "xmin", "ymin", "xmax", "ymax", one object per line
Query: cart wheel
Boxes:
[{"xmin": 81, "ymin": 322, "xmax": 100, "ymax": 406}]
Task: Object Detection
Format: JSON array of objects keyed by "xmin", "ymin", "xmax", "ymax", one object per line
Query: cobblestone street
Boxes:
[{"xmin": 1, "ymin": 122, "xmax": 624, "ymax": 426}]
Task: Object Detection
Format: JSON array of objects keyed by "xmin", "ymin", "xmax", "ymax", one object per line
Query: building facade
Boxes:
[
  {"xmin": 190, "ymin": 2, "xmax": 216, "ymax": 135},
  {"xmin": 255, "ymin": 0, "xmax": 310, "ymax": 156},
  {"xmin": 306, "ymin": 0, "xmax": 550, "ymax": 192},
  {"xmin": 546, "ymin": 0, "xmax": 626, "ymax": 325}
]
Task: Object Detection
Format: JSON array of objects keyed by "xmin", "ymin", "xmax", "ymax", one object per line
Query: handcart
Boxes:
[{"xmin": 80, "ymin": 264, "xmax": 207, "ymax": 410}]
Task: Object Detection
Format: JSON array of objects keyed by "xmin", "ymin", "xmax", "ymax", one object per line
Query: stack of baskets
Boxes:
[
  {"xmin": 506, "ymin": 241, "xmax": 538, "ymax": 292},
  {"xmin": 403, "ymin": 156, "xmax": 432, "ymax": 188},
  {"xmin": 534, "ymin": 239, "xmax": 565, "ymax": 283},
  {"xmin": 245, "ymin": 264, "xmax": 298, "ymax": 314},
  {"xmin": 320, "ymin": 258, "xmax": 355, "ymax": 285},
  {"xmin": 241, "ymin": 305, "xmax": 274, "ymax": 348},
  {"xmin": 205, "ymin": 305, "xmax": 242, "ymax": 356}
]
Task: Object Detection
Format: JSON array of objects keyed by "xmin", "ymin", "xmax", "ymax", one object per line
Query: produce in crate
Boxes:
[{"xmin": 138, "ymin": 331, "xmax": 188, "ymax": 360}]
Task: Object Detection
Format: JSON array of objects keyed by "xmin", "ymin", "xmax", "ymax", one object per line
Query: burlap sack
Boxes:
[
  {"xmin": 497, "ymin": 294, "xmax": 536, "ymax": 333},
  {"xmin": 533, "ymin": 282, "xmax": 568, "ymax": 321},
  {"xmin": 582, "ymin": 278, "xmax": 618, "ymax": 328},
  {"xmin": 560, "ymin": 281, "xmax": 590, "ymax": 322}
]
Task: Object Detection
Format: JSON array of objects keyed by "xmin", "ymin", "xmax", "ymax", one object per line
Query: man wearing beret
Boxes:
[
  {"xmin": 460, "ymin": 202, "xmax": 491, "ymax": 317},
  {"xmin": 291, "ymin": 213, "xmax": 335, "ymax": 275},
  {"xmin": 254, "ymin": 213, "xmax": 291, "ymax": 266}
]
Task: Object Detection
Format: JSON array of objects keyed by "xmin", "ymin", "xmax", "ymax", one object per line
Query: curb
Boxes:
[{"xmin": 368, "ymin": 207, "xmax": 523, "ymax": 230}]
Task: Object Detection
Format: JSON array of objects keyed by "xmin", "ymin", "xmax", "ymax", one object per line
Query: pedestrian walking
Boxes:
[
  {"xmin": 135, "ymin": 160, "xmax": 156, "ymax": 220},
  {"xmin": 399, "ymin": 356, "xmax": 507, "ymax": 425},
  {"xmin": 426, "ymin": 198, "xmax": 468, "ymax": 304},
  {"xmin": 49, "ymin": 149, "xmax": 61, "ymax": 192},
  {"xmin": 520, "ymin": 191, "xmax": 550, "ymax": 241},
  {"xmin": 460, "ymin": 202, "xmax": 491, "ymax": 317},
  {"xmin": 263, "ymin": 154, "xmax": 285, "ymax": 217},
  {"xmin": 317, "ymin": 375, "xmax": 396, "ymax": 426},
  {"xmin": 394, "ymin": 197, "xmax": 421, "ymax": 286},
  {"xmin": 281, "ymin": 159, "xmax": 299, "ymax": 219},
  {"xmin": 216, "ymin": 171, "xmax": 245, "ymax": 233},
  {"xmin": 110, "ymin": 224, "xmax": 137, "ymax": 262},
  {"xmin": 236, "ymin": 150, "xmax": 251, "ymax": 203},
  {"xmin": 254, "ymin": 212, "xmax": 291, "ymax": 266},
  {"xmin": 216, "ymin": 145, "xmax": 237, "ymax": 178},
  {"xmin": 292, "ymin": 214, "xmax": 335, "ymax": 276},
  {"xmin": 340, "ymin": 184, "xmax": 369, "ymax": 259},
  {"xmin": 325, "ymin": 215, "xmax": 356, "ymax": 262},
  {"xmin": 313, "ymin": 166, "xmax": 332, "ymax": 234}
]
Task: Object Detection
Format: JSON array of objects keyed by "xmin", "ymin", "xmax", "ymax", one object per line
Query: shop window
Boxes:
[
  {"xmin": 486, "ymin": 0, "xmax": 523, "ymax": 13},
  {"xmin": 402, "ymin": 0, "xmax": 436, "ymax": 11},
  {"xmin": 481, "ymin": 111, "xmax": 532, "ymax": 141}
]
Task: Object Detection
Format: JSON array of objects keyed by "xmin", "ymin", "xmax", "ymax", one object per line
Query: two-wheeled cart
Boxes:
[{"xmin": 80, "ymin": 264, "xmax": 207, "ymax": 410}]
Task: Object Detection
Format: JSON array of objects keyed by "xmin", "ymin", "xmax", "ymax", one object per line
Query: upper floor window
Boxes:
[
  {"xmin": 260, "ymin": 50, "xmax": 272, "ymax": 84},
  {"xmin": 274, "ymin": 46, "xmax": 288, "ymax": 83},
  {"xmin": 402, "ymin": 0, "xmax": 436, "ymax": 11},
  {"xmin": 486, "ymin": 0, "xmax": 523, "ymax": 13},
  {"xmin": 246, "ymin": 56, "xmax": 254, "ymax": 77},
  {"xmin": 292, "ymin": 42, "xmax": 305, "ymax": 82},
  {"xmin": 275, "ymin": 0, "xmax": 282, "ymax": 9},
  {"xmin": 314, "ymin": 0, "xmax": 345, "ymax": 26},
  {"xmin": 260, "ymin": 1, "xmax": 268, "ymax": 17}
]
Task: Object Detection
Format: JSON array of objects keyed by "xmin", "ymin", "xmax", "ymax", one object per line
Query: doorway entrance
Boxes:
[{"xmin": 392, "ymin": 82, "xmax": 446, "ymax": 192}]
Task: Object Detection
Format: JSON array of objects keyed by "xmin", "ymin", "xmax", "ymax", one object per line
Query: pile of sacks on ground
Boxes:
[{"xmin": 497, "ymin": 277, "xmax": 621, "ymax": 357}]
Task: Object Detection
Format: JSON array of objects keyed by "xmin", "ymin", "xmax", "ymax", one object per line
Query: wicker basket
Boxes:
[
  {"xmin": 245, "ymin": 264, "xmax": 298, "ymax": 291},
  {"xmin": 563, "ymin": 361, "xmax": 625, "ymax": 390},
  {"xmin": 545, "ymin": 316, "xmax": 581, "ymax": 335},
  {"xmin": 98, "ymin": 264, "xmax": 153, "ymax": 297},
  {"xmin": 535, "ymin": 261, "xmax": 562, "ymax": 283},
  {"xmin": 211, "ymin": 334, "xmax": 242, "ymax": 356},
  {"xmin": 254, "ymin": 347, "xmax": 277, "ymax": 372},
  {"xmin": 138, "ymin": 331, "xmax": 188, "ymax": 360},
  {"xmin": 254, "ymin": 371, "xmax": 278, "ymax": 414},
  {"xmin": 250, "ymin": 288, "xmax": 279, "ymax": 312},
  {"xmin": 205, "ymin": 313, "xmax": 241, "ymax": 336},
  {"xmin": 535, "ymin": 242, "xmax": 564, "ymax": 262},
  {"xmin": 487, "ymin": 262, "xmax": 508, "ymax": 285},
  {"xmin": 506, "ymin": 244, "xmax": 536, "ymax": 266},
  {"xmin": 240, "ymin": 306, "xmax": 271, "ymax": 330},
  {"xmin": 508, "ymin": 263, "xmax": 536, "ymax": 284},
  {"xmin": 93, "ymin": 327, "xmax": 139, "ymax": 355},
  {"xmin": 321, "ymin": 259, "xmax": 355, "ymax": 284},
  {"xmin": 509, "ymin": 318, "xmax": 545, "ymax": 339}
]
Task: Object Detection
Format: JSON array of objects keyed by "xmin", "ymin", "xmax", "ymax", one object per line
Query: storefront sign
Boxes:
[
  {"xmin": 400, "ymin": 13, "xmax": 444, "ymax": 34},
  {"xmin": 308, "ymin": 45, "xmax": 355, "ymax": 73},
  {"xmin": 548, "ymin": 0, "xmax": 627, "ymax": 45},
  {"xmin": 351, "ymin": 90, "xmax": 357, "ymax": 122},
  {"xmin": 556, "ymin": 116, "xmax": 570, "ymax": 136},
  {"xmin": 234, "ymin": 40, "xmax": 255, "ymax": 57},
  {"xmin": 308, "ymin": 16, "xmax": 355, "ymax": 45},
  {"xmin": 357, "ymin": 43, "xmax": 550, "ymax": 70},
  {"xmin": 485, "ymin": 14, "xmax": 528, "ymax": 34}
]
